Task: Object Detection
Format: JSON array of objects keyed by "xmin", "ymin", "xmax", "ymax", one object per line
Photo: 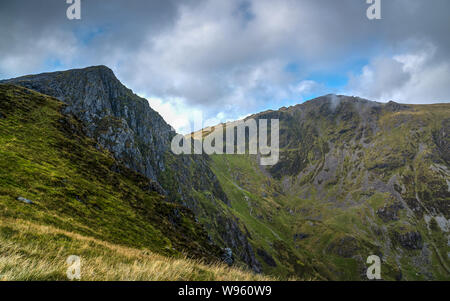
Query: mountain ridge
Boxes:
[
  {"xmin": 2, "ymin": 66, "xmax": 449, "ymax": 280},
  {"xmin": 205, "ymin": 94, "xmax": 449, "ymax": 279}
]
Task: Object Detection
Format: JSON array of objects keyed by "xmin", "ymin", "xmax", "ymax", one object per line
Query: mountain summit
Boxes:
[{"xmin": 2, "ymin": 66, "xmax": 172, "ymax": 182}]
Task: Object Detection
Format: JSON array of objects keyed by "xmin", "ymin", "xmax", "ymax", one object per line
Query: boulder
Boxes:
[
  {"xmin": 222, "ymin": 248, "xmax": 233, "ymax": 266},
  {"xmin": 17, "ymin": 196, "xmax": 33, "ymax": 204}
]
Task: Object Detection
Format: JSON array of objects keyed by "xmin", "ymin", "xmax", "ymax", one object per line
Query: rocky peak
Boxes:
[
  {"xmin": 384, "ymin": 100, "xmax": 411, "ymax": 112},
  {"xmin": 2, "ymin": 66, "xmax": 174, "ymax": 182}
]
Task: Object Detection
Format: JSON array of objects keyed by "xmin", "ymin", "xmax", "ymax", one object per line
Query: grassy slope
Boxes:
[
  {"xmin": 209, "ymin": 154, "xmax": 330, "ymax": 280},
  {"xmin": 0, "ymin": 218, "xmax": 272, "ymax": 281},
  {"xmin": 0, "ymin": 84, "xmax": 268, "ymax": 280},
  {"xmin": 208, "ymin": 101, "xmax": 450, "ymax": 280}
]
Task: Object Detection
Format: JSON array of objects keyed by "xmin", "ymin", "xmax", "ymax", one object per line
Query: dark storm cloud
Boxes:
[
  {"xmin": 0, "ymin": 0, "xmax": 202, "ymax": 77},
  {"xmin": 1, "ymin": 0, "xmax": 449, "ymax": 129}
]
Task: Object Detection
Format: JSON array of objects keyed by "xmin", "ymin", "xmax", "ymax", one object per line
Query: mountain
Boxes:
[
  {"xmin": 2, "ymin": 67, "xmax": 449, "ymax": 280},
  {"xmin": 0, "ymin": 83, "xmax": 275, "ymax": 280},
  {"xmin": 1, "ymin": 66, "xmax": 261, "ymax": 272},
  {"xmin": 207, "ymin": 95, "xmax": 450, "ymax": 280},
  {"xmin": 0, "ymin": 83, "xmax": 246, "ymax": 279}
]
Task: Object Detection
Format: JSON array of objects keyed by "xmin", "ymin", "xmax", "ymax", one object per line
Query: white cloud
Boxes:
[
  {"xmin": 145, "ymin": 95, "xmax": 239, "ymax": 134},
  {"xmin": 346, "ymin": 43, "xmax": 450, "ymax": 103},
  {"xmin": 290, "ymin": 80, "xmax": 324, "ymax": 95},
  {"xmin": 1, "ymin": 0, "xmax": 450, "ymax": 125}
]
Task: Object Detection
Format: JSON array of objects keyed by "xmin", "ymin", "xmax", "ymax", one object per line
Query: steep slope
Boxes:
[
  {"xmin": 0, "ymin": 83, "xmax": 222, "ymax": 265},
  {"xmin": 1, "ymin": 67, "xmax": 261, "ymax": 271},
  {"xmin": 0, "ymin": 216, "xmax": 272, "ymax": 280},
  {"xmin": 207, "ymin": 95, "xmax": 450, "ymax": 280}
]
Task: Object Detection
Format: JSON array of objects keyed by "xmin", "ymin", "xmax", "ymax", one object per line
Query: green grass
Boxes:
[
  {"xmin": 0, "ymin": 218, "xmax": 274, "ymax": 281},
  {"xmin": 0, "ymin": 84, "xmax": 225, "ymax": 271},
  {"xmin": 205, "ymin": 99, "xmax": 450, "ymax": 280}
]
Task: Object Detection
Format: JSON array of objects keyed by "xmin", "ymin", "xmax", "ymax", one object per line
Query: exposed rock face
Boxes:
[
  {"xmin": 377, "ymin": 202, "xmax": 404, "ymax": 222},
  {"xmin": 433, "ymin": 118, "xmax": 450, "ymax": 165},
  {"xmin": 0, "ymin": 83, "xmax": 223, "ymax": 262},
  {"xmin": 393, "ymin": 231, "xmax": 423, "ymax": 250},
  {"xmin": 208, "ymin": 94, "xmax": 449, "ymax": 279},
  {"xmin": 3, "ymin": 66, "xmax": 170, "ymax": 182},
  {"xmin": 5, "ymin": 69, "xmax": 448, "ymax": 279},
  {"xmin": 1, "ymin": 66, "xmax": 260, "ymax": 271},
  {"xmin": 256, "ymin": 248, "xmax": 277, "ymax": 267},
  {"xmin": 217, "ymin": 215, "xmax": 261, "ymax": 273}
]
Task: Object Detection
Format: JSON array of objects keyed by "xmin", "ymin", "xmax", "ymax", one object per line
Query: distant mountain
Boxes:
[{"xmin": 207, "ymin": 94, "xmax": 450, "ymax": 280}]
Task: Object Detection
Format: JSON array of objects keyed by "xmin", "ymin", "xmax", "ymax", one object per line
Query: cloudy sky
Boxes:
[{"xmin": 1, "ymin": 0, "xmax": 450, "ymax": 133}]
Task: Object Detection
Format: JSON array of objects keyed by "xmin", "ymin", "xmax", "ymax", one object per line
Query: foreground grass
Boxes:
[{"xmin": 0, "ymin": 218, "xmax": 274, "ymax": 281}]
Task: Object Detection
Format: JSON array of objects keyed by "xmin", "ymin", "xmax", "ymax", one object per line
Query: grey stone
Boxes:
[
  {"xmin": 222, "ymin": 248, "xmax": 233, "ymax": 266},
  {"xmin": 17, "ymin": 196, "xmax": 33, "ymax": 204},
  {"xmin": 393, "ymin": 231, "xmax": 423, "ymax": 250}
]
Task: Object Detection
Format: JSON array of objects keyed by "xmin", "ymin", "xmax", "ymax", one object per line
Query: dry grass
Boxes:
[{"xmin": 0, "ymin": 218, "xmax": 275, "ymax": 281}]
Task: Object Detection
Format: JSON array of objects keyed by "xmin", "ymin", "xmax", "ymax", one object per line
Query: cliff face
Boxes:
[
  {"xmin": 2, "ymin": 66, "xmax": 171, "ymax": 182},
  {"xmin": 1, "ymin": 66, "xmax": 261, "ymax": 272}
]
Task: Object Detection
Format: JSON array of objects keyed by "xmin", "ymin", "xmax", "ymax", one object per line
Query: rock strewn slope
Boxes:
[{"xmin": 209, "ymin": 95, "xmax": 449, "ymax": 280}]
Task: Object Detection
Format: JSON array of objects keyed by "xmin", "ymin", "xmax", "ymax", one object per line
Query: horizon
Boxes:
[
  {"xmin": 3, "ymin": 64, "xmax": 448, "ymax": 134},
  {"xmin": 1, "ymin": 0, "xmax": 450, "ymax": 133}
]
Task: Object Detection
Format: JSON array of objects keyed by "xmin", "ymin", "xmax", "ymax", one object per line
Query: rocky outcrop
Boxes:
[
  {"xmin": 217, "ymin": 215, "xmax": 261, "ymax": 273},
  {"xmin": 393, "ymin": 231, "xmax": 423, "ymax": 250},
  {"xmin": 326, "ymin": 236, "xmax": 360, "ymax": 258},
  {"xmin": 293, "ymin": 233, "xmax": 310, "ymax": 241},
  {"xmin": 2, "ymin": 66, "xmax": 171, "ymax": 182},
  {"xmin": 17, "ymin": 196, "xmax": 33, "ymax": 204},
  {"xmin": 433, "ymin": 118, "xmax": 450, "ymax": 165},
  {"xmin": 257, "ymin": 248, "xmax": 277, "ymax": 267},
  {"xmin": 222, "ymin": 248, "xmax": 234, "ymax": 266},
  {"xmin": 377, "ymin": 202, "xmax": 403, "ymax": 222},
  {"xmin": 384, "ymin": 100, "xmax": 411, "ymax": 112}
]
